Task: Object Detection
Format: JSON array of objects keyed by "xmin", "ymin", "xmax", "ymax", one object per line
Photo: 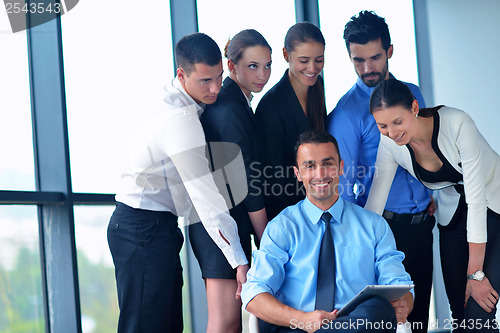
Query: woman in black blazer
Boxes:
[
  {"xmin": 255, "ymin": 22, "xmax": 327, "ymax": 220},
  {"xmin": 192, "ymin": 29, "xmax": 271, "ymax": 333}
]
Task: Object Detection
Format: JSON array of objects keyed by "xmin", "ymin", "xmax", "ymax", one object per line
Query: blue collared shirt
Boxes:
[
  {"xmin": 241, "ymin": 196, "xmax": 413, "ymax": 312},
  {"xmin": 326, "ymin": 75, "xmax": 431, "ymax": 213}
]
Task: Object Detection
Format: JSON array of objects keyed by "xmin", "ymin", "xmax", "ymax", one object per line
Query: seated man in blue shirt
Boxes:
[
  {"xmin": 326, "ymin": 11, "xmax": 434, "ymax": 332},
  {"xmin": 242, "ymin": 130, "xmax": 413, "ymax": 333}
]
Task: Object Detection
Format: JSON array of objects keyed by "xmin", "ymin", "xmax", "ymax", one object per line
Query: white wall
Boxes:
[
  {"xmin": 419, "ymin": 0, "xmax": 500, "ymax": 153},
  {"xmin": 415, "ymin": 0, "xmax": 500, "ymax": 326}
]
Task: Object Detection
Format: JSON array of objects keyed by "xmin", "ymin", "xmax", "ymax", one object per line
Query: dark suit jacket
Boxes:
[
  {"xmin": 201, "ymin": 77, "xmax": 265, "ymax": 234},
  {"xmin": 255, "ymin": 70, "xmax": 324, "ymax": 219}
]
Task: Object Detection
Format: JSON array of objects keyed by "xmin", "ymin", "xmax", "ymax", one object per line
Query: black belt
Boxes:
[{"xmin": 383, "ymin": 208, "xmax": 429, "ymax": 224}]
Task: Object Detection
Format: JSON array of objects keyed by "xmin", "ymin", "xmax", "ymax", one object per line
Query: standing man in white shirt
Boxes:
[{"xmin": 107, "ymin": 32, "xmax": 249, "ymax": 333}]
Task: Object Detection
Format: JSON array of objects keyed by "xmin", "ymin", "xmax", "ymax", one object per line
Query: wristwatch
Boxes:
[{"xmin": 467, "ymin": 270, "xmax": 485, "ymax": 281}]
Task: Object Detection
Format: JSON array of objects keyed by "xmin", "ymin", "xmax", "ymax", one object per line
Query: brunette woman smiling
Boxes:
[
  {"xmin": 366, "ymin": 78, "xmax": 500, "ymax": 332},
  {"xmin": 255, "ymin": 22, "xmax": 327, "ymax": 220}
]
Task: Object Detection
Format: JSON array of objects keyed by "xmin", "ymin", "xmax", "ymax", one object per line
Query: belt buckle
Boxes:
[{"xmin": 411, "ymin": 211, "xmax": 428, "ymax": 224}]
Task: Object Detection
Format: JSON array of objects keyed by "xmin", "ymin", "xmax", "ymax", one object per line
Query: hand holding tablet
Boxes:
[{"xmin": 337, "ymin": 284, "xmax": 414, "ymax": 317}]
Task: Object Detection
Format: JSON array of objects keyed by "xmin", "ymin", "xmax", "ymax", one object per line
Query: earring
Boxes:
[{"xmin": 415, "ymin": 113, "xmax": 418, "ymax": 118}]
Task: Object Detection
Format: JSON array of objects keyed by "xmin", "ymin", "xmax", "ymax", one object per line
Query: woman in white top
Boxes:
[{"xmin": 365, "ymin": 78, "xmax": 500, "ymax": 332}]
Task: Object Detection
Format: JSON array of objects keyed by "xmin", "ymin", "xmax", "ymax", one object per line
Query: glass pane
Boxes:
[
  {"xmin": 0, "ymin": 206, "xmax": 44, "ymax": 333},
  {"xmin": 197, "ymin": 0, "xmax": 296, "ymax": 107},
  {"xmin": 318, "ymin": 0, "xmax": 419, "ymax": 111},
  {"xmin": 0, "ymin": 15, "xmax": 35, "ymax": 191},
  {"xmin": 62, "ymin": 0, "xmax": 174, "ymax": 193},
  {"xmin": 73, "ymin": 206, "xmax": 118, "ymax": 333},
  {"xmin": 74, "ymin": 206, "xmax": 192, "ymax": 333}
]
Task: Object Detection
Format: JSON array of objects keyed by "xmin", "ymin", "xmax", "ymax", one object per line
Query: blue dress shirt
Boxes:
[
  {"xmin": 326, "ymin": 75, "xmax": 431, "ymax": 213},
  {"xmin": 241, "ymin": 196, "xmax": 413, "ymax": 312}
]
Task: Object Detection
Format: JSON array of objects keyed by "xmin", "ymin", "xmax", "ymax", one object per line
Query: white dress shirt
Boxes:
[{"xmin": 115, "ymin": 77, "xmax": 248, "ymax": 268}]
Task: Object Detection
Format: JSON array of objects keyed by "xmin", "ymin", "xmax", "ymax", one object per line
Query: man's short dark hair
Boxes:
[
  {"xmin": 343, "ymin": 10, "xmax": 391, "ymax": 54},
  {"xmin": 294, "ymin": 130, "xmax": 341, "ymax": 166},
  {"xmin": 175, "ymin": 33, "xmax": 222, "ymax": 75}
]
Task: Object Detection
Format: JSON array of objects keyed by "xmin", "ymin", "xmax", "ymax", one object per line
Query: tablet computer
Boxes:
[{"xmin": 337, "ymin": 284, "xmax": 414, "ymax": 317}]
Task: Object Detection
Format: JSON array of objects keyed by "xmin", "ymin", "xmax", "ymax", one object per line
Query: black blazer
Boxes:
[
  {"xmin": 255, "ymin": 70, "xmax": 322, "ymax": 219},
  {"xmin": 201, "ymin": 77, "xmax": 265, "ymax": 233}
]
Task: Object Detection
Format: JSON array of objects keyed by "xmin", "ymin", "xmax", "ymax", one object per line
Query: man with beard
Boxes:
[{"xmin": 326, "ymin": 11, "xmax": 434, "ymax": 333}]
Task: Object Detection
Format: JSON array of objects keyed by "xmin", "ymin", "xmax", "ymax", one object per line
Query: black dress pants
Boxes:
[
  {"xmin": 385, "ymin": 211, "xmax": 435, "ymax": 333},
  {"xmin": 107, "ymin": 203, "xmax": 184, "ymax": 333},
  {"xmin": 440, "ymin": 208, "xmax": 500, "ymax": 333}
]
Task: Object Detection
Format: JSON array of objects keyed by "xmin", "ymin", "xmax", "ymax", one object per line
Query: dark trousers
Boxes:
[
  {"xmin": 385, "ymin": 211, "xmax": 435, "ymax": 333},
  {"xmin": 440, "ymin": 208, "xmax": 500, "ymax": 333},
  {"xmin": 259, "ymin": 296, "xmax": 396, "ymax": 332},
  {"xmin": 107, "ymin": 203, "xmax": 184, "ymax": 333}
]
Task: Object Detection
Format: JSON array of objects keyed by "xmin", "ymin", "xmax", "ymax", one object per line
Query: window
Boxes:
[
  {"xmin": 61, "ymin": 0, "xmax": 174, "ymax": 193},
  {"xmin": 0, "ymin": 17, "xmax": 35, "ymax": 191},
  {"xmin": 74, "ymin": 206, "xmax": 118, "ymax": 333},
  {"xmin": 0, "ymin": 206, "xmax": 44, "ymax": 333}
]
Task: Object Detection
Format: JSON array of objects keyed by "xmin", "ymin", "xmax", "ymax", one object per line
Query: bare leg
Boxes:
[{"xmin": 206, "ymin": 278, "xmax": 242, "ymax": 333}]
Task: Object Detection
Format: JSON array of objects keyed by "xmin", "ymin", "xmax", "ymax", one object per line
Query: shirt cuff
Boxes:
[
  {"xmin": 221, "ymin": 241, "xmax": 249, "ymax": 268},
  {"xmin": 241, "ymin": 284, "xmax": 272, "ymax": 309}
]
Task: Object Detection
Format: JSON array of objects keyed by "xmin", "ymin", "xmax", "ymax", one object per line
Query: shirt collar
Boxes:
[
  {"xmin": 241, "ymin": 88, "xmax": 253, "ymax": 108},
  {"xmin": 170, "ymin": 77, "xmax": 206, "ymax": 116},
  {"xmin": 303, "ymin": 196, "xmax": 344, "ymax": 225},
  {"xmin": 355, "ymin": 72, "xmax": 396, "ymax": 98}
]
